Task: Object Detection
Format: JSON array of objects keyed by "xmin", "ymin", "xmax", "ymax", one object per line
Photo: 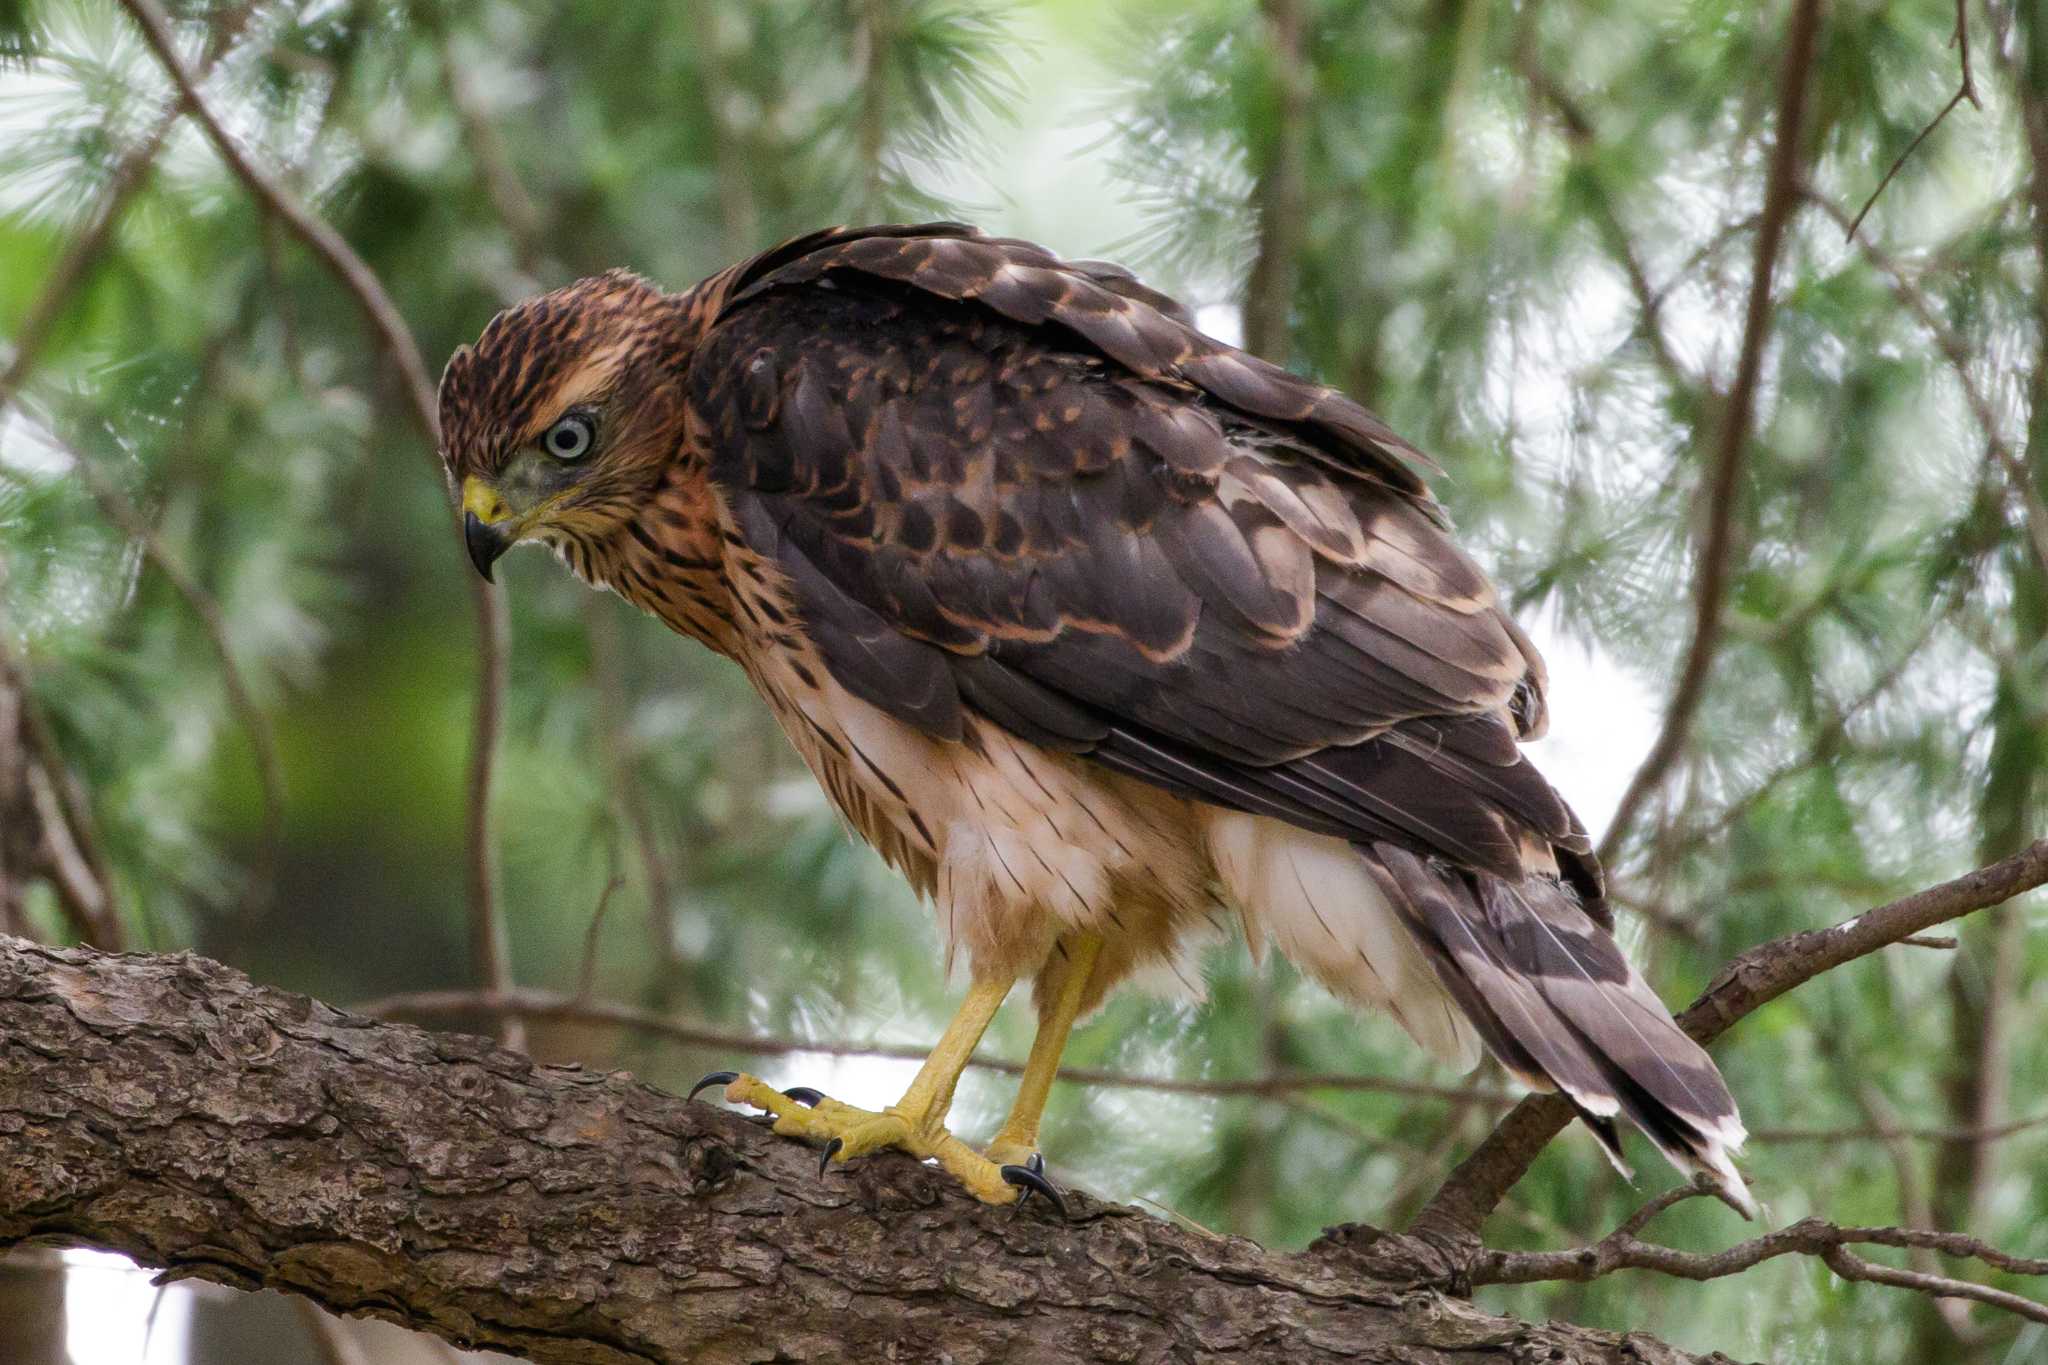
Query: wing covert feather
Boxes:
[{"xmin": 690, "ymin": 224, "xmax": 1590, "ymax": 903}]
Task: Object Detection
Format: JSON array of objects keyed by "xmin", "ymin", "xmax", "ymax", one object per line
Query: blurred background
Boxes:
[{"xmin": 2, "ymin": 0, "xmax": 2045, "ymax": 1360}]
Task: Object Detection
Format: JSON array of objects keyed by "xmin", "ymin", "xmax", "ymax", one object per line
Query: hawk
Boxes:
[{"xmin": 440, "ymin": 223, "xmax": 1751, "ymax": 1216}]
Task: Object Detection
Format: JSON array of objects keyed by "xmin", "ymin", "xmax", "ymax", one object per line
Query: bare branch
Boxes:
[
  {"xmin": 1681, "ymin": 837, "xmax": 2048, "ymax": 1041},
  {"xmin": 1597, "ymin": 0, "xmax": 1825, "ymax": 865},
  {"xmin": 1411, "ymin": 836, "xmax": 2048, "ymax": 1248},
  {"xmin": 584, "ymin": 596, "xmax": 682, "ymax": 964},
  {"xmin": 113, "ymin": 0, "xmax": 517, "ymax": 1042},
  {"xmin": 116, "ymin": 0, "xmax": 436, "ymax": 439},
  {"xmin": 1752, "ymin": 1108, "xmax": 2048, "ymax": 1144},
  {"xmin": 358, "ymin": 985, "xmax": 1508, "ymax": 1104},
  {"xmin": 0, "ymin": 616, "xmax": 121, "ymax": 949},
  {"xmin": 853, "ymin": 0, "xmax": 891, "ymax": 221},
  {"xmin": 0, "ymin": 936, "xmax": 1722, "ymax": 1365},
  {"xmin": 1477, "ymin": 1191, "xmax": 2048, "ymax": 1329},
  {"xmin": 573, "ymin": 864, "xmax": 626, "ymax": 1001},
  {"xmin": 1242, "ymin": 0, "xmax": 1309, "ymax": 364},
  {"xmin": 1844, "ymin": 0, "xmax": 1983, "ymax": 240},
  {"xmin": 465, "ymin": 586, "xmax": 520, "ymax": 1051},
  {"xmin": 359, "ymin": 980, "xmax": 2048, "ymax": 1153}
]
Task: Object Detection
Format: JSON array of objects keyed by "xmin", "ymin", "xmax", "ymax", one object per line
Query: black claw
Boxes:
[
  {"xmin": 689, "ymin": 1070, "xmax": 739, "ymax": 1102},
  {"xmin": 782, "ymin": 1086, "xmax": 826, "ymax": 1107},
  {"xmin": 818, "ymin": 1137, "xmax": 843, "ymax": 1177},
  {"xmin": 1000, "ymin": 1162, "xmax": 1066, "ymax": 1217},
  {"xmin": 1026, "ymin": 1153, "xmax": 1045, "ymax": 1175}
]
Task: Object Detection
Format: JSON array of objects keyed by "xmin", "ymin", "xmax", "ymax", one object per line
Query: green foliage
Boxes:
[{"xmin": 3, "ymin": 1, "xmax": 2046, "ymax": 1359}]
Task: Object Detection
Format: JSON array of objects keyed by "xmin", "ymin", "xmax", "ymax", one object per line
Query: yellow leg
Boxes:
[
  {"xmin": 717, "ymin": 974, "xmax": 1028, "ymax": 1203},
  {"xmin": 984, "ymin": 934, "xmax": 1103, "ymax": 1170}
]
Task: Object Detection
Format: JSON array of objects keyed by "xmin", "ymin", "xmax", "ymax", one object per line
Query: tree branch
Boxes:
[
  {"xmin": 356, "ymin": 984, "xmax": 1511, "ymax": 1106},
  {"xmin": 1409, "ymin": 836, "xmax": 2048, "ymax": 1249},
  {"xmin": 0, "ymin": 619, "xmax": 121, "ymax": 950},
  {"xmin": 359, "ymin": 983, "xmax": 2048, "ymax": 1153},
  {"xmin": 1596, "ymin": 0, "xmax": 1825, "ymax": 865},
  {"xmin": 1241, "ymin": 0, "xmax": 1309, "ymax": 364},
  {"xmin": 115, "ymin": 0, "xmax": 518, "ymax": 1042},
  {"xmin": 417, "ymin": 1, "xmax": 547, "ymax": 281},
  {"xmin": 0, "ymin": 936, "xmax": 1723, "ymax": 1365},
  {"xmin": 1803, "ymin": 188, "xmax": 2048, "ymax": 579},
  {"xmin": 1475, "ymin": 1188, "xmax": 2048, "ymax": 1327},
  {"xmin": 1843, "ymin": 0, "xmax": 1982, "ymax": 240},
  {"xmin": 0, "ymin": 3, "xmax": 257, "ymax": 415}
]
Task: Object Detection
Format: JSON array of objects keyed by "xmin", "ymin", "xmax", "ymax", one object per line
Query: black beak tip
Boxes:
[{"xmin": 464, "ymin": 510, "xmax": 506, "ymax": 583}]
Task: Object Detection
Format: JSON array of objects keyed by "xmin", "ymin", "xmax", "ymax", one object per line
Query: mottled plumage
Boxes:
[{"xmin": 440, "ymin": 222, "xmax": 1751, "ymax": 1214}]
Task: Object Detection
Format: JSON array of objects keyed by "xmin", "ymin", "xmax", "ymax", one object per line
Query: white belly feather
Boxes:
[{"xmin": 746, "ymin": 641, "xmax": 1479, "ymax": 1067}]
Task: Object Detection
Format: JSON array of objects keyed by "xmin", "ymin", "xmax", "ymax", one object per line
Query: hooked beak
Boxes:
[{"xmin": 461, "ymin": 476, "xmax": 516, "ymax": 582}]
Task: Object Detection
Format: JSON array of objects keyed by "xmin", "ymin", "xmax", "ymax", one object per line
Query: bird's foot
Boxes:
[{"xmin": 692, "ymin": 1070, "xmax": 1053, "ymax": 1209}]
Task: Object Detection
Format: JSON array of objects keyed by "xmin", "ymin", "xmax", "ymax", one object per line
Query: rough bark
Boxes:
[{"xmin": 0, "ymin": 937, "xmax": 1741, "ymax": 1364}]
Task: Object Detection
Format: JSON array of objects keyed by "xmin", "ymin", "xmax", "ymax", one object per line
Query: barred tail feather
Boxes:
[{"xmin": 1359, "ymin": 841, "xmax": 1755, "ymax": 1218}]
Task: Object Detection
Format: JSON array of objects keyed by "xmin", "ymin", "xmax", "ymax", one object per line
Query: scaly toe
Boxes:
[{"xmin": 982, "ymin": 1138, "xmax": 1040, "ymax": 1170}]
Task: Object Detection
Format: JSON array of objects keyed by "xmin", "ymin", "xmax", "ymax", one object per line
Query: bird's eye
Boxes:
[{"xmin": 543, "ymin": 413, "xmax": 595, "ymax": 461}]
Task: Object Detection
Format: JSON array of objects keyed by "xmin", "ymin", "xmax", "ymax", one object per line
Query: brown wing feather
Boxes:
[{"xmin": 691, "ymin": 226, "xmax": 1583, "ymax": 898}]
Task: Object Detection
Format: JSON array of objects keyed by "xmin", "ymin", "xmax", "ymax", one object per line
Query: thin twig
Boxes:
[
  {"xmin": 1410, "ymin": 835, "xmax": 2048, "ymax": 1247},
  {"xmin": 584, "ymin": 596, "xmax": 680, "ymax": 962},
  {"xmin": 853, "ymin": 0, "xmax": 891, "ymax": 221},
  {"xmin": 467, "ymin": 585, "xmax": 521, "ymax": 1050},
  {"xmin": 1671, "ymin": 607, "xmax": 1945, "ymax": 852},
  {"xmin": 22, "ymin": 761, "xmax": 113, "ymax": 945},
  {"xmin": 116, "ymin": 0, "xmax": 437, "ymax": 438},
  {"xmin": 1608, "ymin": 892, "xmax": 1707, "ymax": 944},
  {"xmin": 63, "ymin": 429, "xmax": 285, "ymax": 913},
  {"xmin": 0, "ymin": 603, "xmax": 121, "ymax": 949},
  {"xmin": 1476, "ymin": 1190, "xmax": 2048, "ymax": 1328},
  {"xmin": 355, "ymin": 980, "xmax": 2048, "ymax": 1149},
  {"xmin": 1524, "ymin": 64, "xmax": 1765, "ymax": 406},
  {"xmin": 1748, "ymin": 1111, "xmax": 2048, "ymax": 1143},
  {"xmin": 1683, "ymin": 837, "xmax": 2048, "ymax": 1043},
  {"xmin": 1806, "ymin": 188, "xmax": 2048, "ymax": 578},
  {"xmin": 1596, "ymin": 0, "xmax": 1825, "ymax": 866},
  {"xmin": 115, "ymin": 0, "xmax": 517, "ymax": 1045},
  {"xmin": 1843, "ymin": 0, "xmax": 1982, "ymax": 240},
  {"xmin": 418, "ymin": 2, "xmax": 546, "ymax": 277},
  {"xmin": 575, "ymin": 865, "xmax": 627, "ymax": 1001},
  {"xmin": 0, "ymin": 3, "xmax": 258, "ymax": 415},
  {"xmin": 354, "ymin": 985, "xmax": 1513, "ymax": 1105}
]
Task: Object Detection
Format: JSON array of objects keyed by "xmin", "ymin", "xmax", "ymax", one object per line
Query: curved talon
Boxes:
[
  {"xmin": 782, "ymin": 1086, "xmax": 825, "ymax": 1107},
  {"xmin": 1000, "ymin": 1162, "xmax": 1065, "ymax": 1217},
  {"xmin": 818, "ymin": 1137, "xmax": 844, "ymax": 1177},
  {"xmin": 689, "ymin": 1070, "xmax": 739, "ymax": 1102}
]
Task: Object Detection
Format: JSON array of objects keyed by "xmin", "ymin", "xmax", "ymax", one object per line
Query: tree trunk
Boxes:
[{"xmin": 0, "ymin": 936, "xmax": 1741, "ymax": 1364}]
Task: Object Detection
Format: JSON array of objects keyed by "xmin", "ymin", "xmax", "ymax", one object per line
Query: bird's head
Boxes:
[{"xmin": 438, "ymin": 269, "xmax": 690, "ymax": 581}]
